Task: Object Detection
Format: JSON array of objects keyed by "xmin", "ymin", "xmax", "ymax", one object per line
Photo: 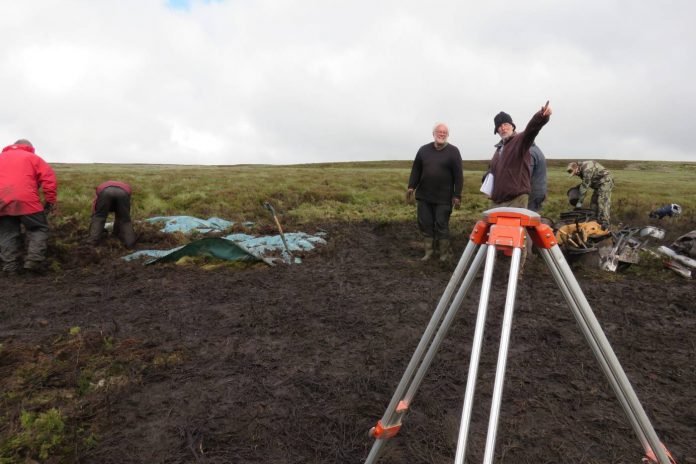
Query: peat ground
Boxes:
[{"xmin": 1, "ymin": 219, "xmax": 694, "ymax": 463}]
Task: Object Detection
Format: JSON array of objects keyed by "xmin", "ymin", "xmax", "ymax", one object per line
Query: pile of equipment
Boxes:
[{"xmin": 600, "ymin": 226, "xmax": 665, "ymax": 272}]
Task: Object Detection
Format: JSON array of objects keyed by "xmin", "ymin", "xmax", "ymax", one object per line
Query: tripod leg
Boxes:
[
  {"xmin": 481, "ymin": 246, "xmax": 522, "ymax": 464},
  {"xmin": 454, "ymin": 244, "xmax": 500, "ymax": 463},
  {"xmin": 366, "ymin": 240, "xmax": 481, "ymax": 464},
  {"xmin": 539, "ymin": 246, "xmax": 672, "ymax": 464},
  {"xmin": 404, "ymin": 245, "xmax": 488, "ymax": 402},
  {"xmin": 539, "ymin": 247, "xmax": 647, "ymax": 448}
]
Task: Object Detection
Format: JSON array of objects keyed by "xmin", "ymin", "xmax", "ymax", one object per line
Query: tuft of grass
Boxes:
[{"xmin": 1, "ymin": 408, "xmax": 66, "ymax": 461}]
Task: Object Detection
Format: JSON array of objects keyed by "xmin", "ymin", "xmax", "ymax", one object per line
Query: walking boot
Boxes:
[
  {"xmin": 88, "ymin": 217, "xmax": 107, "ymax": 245},
  {"xmin": 23, "ymin": 259, "xmax": 47, "ymax": 275},
  {"xmin": 421, "ymin": 238, "xmax": 434, "ymax": 261},
  {"xmin": 2, "ymin": 261, "xmax": 21, "ymax": 274},
  {"xmin": 439, "ymin": 239, "xmax": 452, "ymax": 262},
  {"xmin": 118, "ymin": 221, "xmax": 137, "ymax": 248}
]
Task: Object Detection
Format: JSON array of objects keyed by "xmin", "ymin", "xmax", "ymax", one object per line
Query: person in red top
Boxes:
[
  {"xmin": 0, "ymin": 139, "xmax": 58, "ymax": 273},
  {"xmin": 88, "ymin": 181, "xmax": 136, "ymax": 248}
]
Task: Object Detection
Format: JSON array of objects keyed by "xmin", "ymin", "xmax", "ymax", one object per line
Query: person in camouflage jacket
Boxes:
[{"xmin": 567, "ymin": 160, "xmax": 614, "ymax": 226}]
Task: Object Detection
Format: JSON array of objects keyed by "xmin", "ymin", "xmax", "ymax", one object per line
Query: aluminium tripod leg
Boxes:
[
  {"xmin": 453, "ymin": 244, "xmax": 506, "ymax": 463},
  {"xmin": 481, "ymin": 246, "xmax": 522, "ymax": 464},
  {"xmin": 453, "ymin": 246, "xmax": 523, "ymax": 464},
  {"xmin": 366, "ymin": 240, "xmax": 484, "ymax": 464},
  {"xmin": 403, "ymin": 245, "xmax": 488, "ymax": 404},
  {"xmin": 539, "ymin": 245, "xmax": 673, "ymax": 464},
  {"xmin": 539, "ymin": 246, "xmax": 647, "ymax": 449}
]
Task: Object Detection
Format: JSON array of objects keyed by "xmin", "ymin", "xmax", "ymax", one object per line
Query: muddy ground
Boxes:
[{"xmin": 1, "ymin": 219, "xmax": 694, "ymax": 463}]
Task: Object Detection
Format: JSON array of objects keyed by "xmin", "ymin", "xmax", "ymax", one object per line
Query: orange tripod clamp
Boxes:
[
  {"xmin": 369, "ymin": 420, "xmax": 402, "ymax": 440},
  {"xmin": 484, "ymin": 209, "xmax": 535, "ymax": 256},
  {"xmin": 480, "ymin": 208, "xmax": 558, "ymax": 252}
]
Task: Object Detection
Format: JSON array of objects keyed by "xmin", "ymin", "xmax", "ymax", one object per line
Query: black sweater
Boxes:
[{"xmin": 408, "ymin": 143, "xmax": 463, "ymax": 205}]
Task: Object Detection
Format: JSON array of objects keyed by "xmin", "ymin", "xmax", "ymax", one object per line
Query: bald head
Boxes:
[{"xmin": 14, "ymin": 139, "xmax": 33, "ymax": 147}]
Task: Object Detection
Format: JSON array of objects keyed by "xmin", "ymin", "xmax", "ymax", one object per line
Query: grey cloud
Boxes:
[{"xmin": 0, "ymin": 0, "xmax": 694, "ymax": 164}]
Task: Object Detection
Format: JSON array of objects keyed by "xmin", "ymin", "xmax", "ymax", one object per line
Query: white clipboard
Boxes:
[{"xmin": 480, "ymin": 173, "xmax": 494, "ymax": 197}]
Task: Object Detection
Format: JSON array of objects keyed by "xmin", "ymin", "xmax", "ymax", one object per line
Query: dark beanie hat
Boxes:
[{"xmin": 493, "ymin": 112, "xmax": 515, "ymax": 135}]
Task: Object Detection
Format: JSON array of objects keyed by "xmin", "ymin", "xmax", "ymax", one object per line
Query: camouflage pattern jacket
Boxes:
[{"xmin": 578, "ymin": 161, "xmax": 612, "ymax": 202}]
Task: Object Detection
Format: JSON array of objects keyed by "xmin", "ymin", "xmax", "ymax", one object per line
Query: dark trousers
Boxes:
[
  {"xmin": 0, "ymin": 212, "xmax": 50, "ymax": 270},
  {"xmin": 89, "ymin": 187, "xmax": 135, "ymax": 247},
  {"xmin": 527, "ymin": 194, "xmax": 545, "ymax": 213},
  {"xmin": 417, "ymin": 201, "xmax": 452, "ymax": 239}
]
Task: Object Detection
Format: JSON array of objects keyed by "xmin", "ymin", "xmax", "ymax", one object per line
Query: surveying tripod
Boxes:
[{"xmin": 366, "ymin": 208, "xmax": 675, "ymax": 464}]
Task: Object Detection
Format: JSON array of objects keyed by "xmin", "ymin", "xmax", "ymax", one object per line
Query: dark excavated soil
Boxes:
[{"xmin": 1, "ymin": 220, "xmax": 694, "ymax": 463}]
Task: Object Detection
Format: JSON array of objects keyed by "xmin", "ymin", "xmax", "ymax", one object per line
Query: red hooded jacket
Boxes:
[{"xmin": 0, "ymin": 143, "xmax": 58, "ymax": 216}]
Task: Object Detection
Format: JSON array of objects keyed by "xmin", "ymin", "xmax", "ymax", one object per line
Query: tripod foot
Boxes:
[{"xmin": 642, "ymin": 442, "xmax": 676, "ymax": 464}]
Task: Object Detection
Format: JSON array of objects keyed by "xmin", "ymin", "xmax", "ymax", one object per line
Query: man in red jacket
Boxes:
[
  {"xmin": 0, "ymin": 139, "xmax": 58, "ymax": 273},
  {"xmin": 88, "ymin": 181, "xmax": 136, "ymax": 248}
]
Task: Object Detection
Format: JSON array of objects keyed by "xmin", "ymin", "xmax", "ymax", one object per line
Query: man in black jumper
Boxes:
[
  {"xmin": 490, "ymin": 102, "xmax": 552, "ymax": 272},
  {"xmin": 407, "ymin": 123, "xmax": 463, "ymax": 262}
]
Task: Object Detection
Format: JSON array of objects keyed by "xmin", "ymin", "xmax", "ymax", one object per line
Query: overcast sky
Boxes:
[{"xmin": 1, "ymin": 0, "xmax": 694, "ymax": 165}]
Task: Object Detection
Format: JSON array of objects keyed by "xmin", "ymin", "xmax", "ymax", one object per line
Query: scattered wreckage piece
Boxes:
[
  {"xmin": 663, "ymin": 260, "xmax": 692, "ymax": 279},
  {"xmin": 599, "ymin": 226, "xmax": 665, "ymax": 272},
  {"xmin": 649, "ymin": 203, "xmax": 682, "ymax": 219},
  {"xmin": 654, "ymin": 230, "xmax": 696, "ymax": 279},
  {"xmin": 670, "ymin": 230, "xmax": 696, "ymax": 258},
  {"xmin": 656, "ymin": 245, "xmax": 696, "ymax": 279}
]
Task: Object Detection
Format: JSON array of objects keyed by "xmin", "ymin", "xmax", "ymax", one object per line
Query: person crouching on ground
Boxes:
[
  {"xmin": 88, "ymin": 181, "xmax": 136, "ymax": 248},
  {"xmin": 0, "ymin": 139, "xmax": 57, "ymax": 274},
  {"xmin": 406, "ymin": 123, "xmax": 463, "ymax": 262},
  {"xmin": 566, "ymin": 161, "xmax": 614, "ymax": 229}
]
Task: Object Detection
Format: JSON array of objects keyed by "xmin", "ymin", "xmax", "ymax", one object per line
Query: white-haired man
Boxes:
[{"xmin": 406, "ymin": 123, "xmax": 463, "ymax": 262}]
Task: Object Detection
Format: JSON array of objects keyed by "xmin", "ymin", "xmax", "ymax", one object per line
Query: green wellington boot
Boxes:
[
  {"xmin": 439, "ymin": 239, "xmax": 452, "ymax": 262},
  {"xmin": 421, "ymin": 238, "xmax": 434, "ymax": 261}
]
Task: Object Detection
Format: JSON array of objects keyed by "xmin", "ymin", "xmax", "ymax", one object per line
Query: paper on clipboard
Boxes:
[{"xmin": 480, "ymin": 173, "xmax": 494, "ymax": 197}]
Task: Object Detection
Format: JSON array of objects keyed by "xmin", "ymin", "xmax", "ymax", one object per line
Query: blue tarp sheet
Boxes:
[
  {"xmin": 124, "ymin": 216, "xmax": 326, "ymax": 265},
  {"xmin": 145, "ymin": 216, "xmax": 239, "ymax": 234}
]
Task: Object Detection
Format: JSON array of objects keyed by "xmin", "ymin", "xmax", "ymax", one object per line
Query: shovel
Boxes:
[{"xmin": 263, "ymin": 202, "xmax": 294, "ymax": 262}]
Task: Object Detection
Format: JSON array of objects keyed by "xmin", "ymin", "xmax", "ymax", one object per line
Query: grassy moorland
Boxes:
[
  {"xmin": 1, "ymin": 159, "xmax": 693, "ymax": 463},
  {"xmin": 52, "ymin": 160, "xmax": 696, "ymax": 232}
]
